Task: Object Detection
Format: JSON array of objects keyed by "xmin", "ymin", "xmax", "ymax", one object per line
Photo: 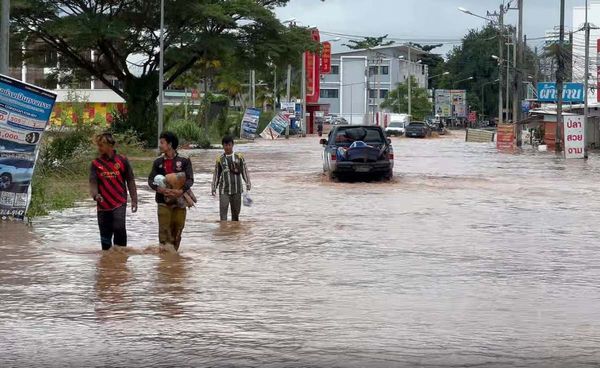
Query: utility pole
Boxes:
[
  {"xmin": 273, "ymin": 64, "xmax": 277, "ymax": 109},
  {"xmin": 301, "ymin": 52, "xmax": 307, "ymax": 136},
  {"xmin": 506, "ymin": 42, "xmax": 511, "ymax": 121},
  {"xmin": 286, "ymin": 64, "xmax": 291, "ymax": 139},
  {"xmin": 584, "ymin": 0, "xmax": 590, "ymax": 156},
  {"xmin": 157, "ymin": 0, "xmax": 165, "ymax": 147},
  {"xmin": 408, "ymin": 44, "xmax": 412, "ymax": 117},
  {"xmin": 251, "ymin": 69, "xmax": 256, "ymax": 108},
  {"xmin": 515, "ymin": 0, "xmax": 524, "ymax": 146},
  {"xmin": 556, "ymin": 0, "xmax": 565, "ymax": 153},
  {"xmin": 498, "ymin": 4, "xmax": 504, "ymax": 126}
]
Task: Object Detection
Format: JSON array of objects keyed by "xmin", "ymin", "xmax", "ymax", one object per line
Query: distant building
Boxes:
[
  {"xmin": 318, "ymin": 45, "xmax": 429, "ymax": 124},
  {"xmin": 572, "ymin": 0, "xmax": 600, "ymax": 105}
]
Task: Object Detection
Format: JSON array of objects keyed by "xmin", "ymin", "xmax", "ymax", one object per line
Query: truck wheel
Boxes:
[
  {"xmin": 328, "ymin": 171, "xmax": 337, "ymax": 182},
  {"xmin": 383, "ymin": 169, "xmax": 393, "ymax": 181}
]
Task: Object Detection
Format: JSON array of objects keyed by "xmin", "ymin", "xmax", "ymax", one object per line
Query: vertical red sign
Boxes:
[
  {"xmin": 321, "ymin": 41, "xmax": 332, "ymax": 74},
  {"xmin": 496, "ymin": 124, "xmax": 515, "ymax": 151},
  {"xmin": 306, "ymin": 29, "xmax": 321, "ymax": 104}
]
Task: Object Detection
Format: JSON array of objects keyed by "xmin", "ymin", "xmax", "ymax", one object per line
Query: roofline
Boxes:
[{"xmin": 332, "ymin": 44, "xmax": 429, "ymax": 57}]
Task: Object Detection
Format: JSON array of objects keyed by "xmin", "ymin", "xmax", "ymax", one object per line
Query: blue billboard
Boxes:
[{"xmin": 537, "ymin": 82, "xmax": 584, "ymax": 103}]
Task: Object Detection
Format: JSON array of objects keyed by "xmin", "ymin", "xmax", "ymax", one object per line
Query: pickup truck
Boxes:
[{"xmin": 320, "ymin": 125, "xmax": 394, "ymax": 180}]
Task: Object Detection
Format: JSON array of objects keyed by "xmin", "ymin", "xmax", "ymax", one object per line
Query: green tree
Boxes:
[
  {"xmin": 380, "ymin": 76, "xmax": 432, "ymax": 121},
  {"xmin": 344, "ymin": 35, "xmax": 394, "ymax": 50},
  {"xmin": 12, "ymin": 0, "xmax": 315, "ymax": 145}
]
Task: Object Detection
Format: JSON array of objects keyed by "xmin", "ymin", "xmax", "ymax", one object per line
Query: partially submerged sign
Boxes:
[
  {"xmin": 496, "ymin": 124, "xmax": 515, "ymax": 150},
  {"xmin": 564, "ymin": 115, "xmax": 585, "ymax": 159},
  {"xmin": 260, "ymin": 113, "xmax": 290, "ymax": 140},
  {"xmin": 0, "ymin": 74, "xmax": 57, "ymax": 220}
]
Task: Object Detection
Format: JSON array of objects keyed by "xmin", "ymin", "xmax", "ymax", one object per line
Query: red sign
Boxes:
[
  {"xmin": 306, "ymin": 29, "xmax": 321, "ymax": 104},
  {"xmin": 496, "ymin": 124, "xmax": 515, "ymax": 150},
  {"xmin": 191, "ymin": 89, "xmax": 199, "ymax": 100},
  {"xmin": 468, "ymin": 111, "xmax": 477, "ymax": 123},
  {"xmin": 321, "ymin": 41, "xmax": 332, "ymax": 74}
]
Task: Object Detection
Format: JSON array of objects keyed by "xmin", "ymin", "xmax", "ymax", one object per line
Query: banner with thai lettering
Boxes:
[
  {"xmin": 537, "ymin": 82, "xmax": 584, "ymax": 103},
  {"xmin": 0, "ymin": 74, "xmax": 57, "ymax": 220},
  {"xmin": 240, "ymin": 107, "xmax": 261, "ymax": 140},
  {"xmin": 564, "ymin": 115, "xmax": 585, "ymax": 159},
  {"xmin": 260, "ymin": 113, "xmax": 290, "ymax": 140},
  {"xmin": 496, "ymin": 124, "xmax": 515, "ymax": 151},
  {"xmin": 321, "ymin": 41, "xmax": 332, "ymax": 74}
]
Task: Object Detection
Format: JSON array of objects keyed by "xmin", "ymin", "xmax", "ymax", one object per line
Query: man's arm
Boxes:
[
  {"xmin": 240, "ymin": 156, "xmax": 251, "ymax": 191},
  {"xmin": 124, "ymin": 158, "xmax": 138, "ymax": 208},
  {"xmin": 148, "ymin": 158, "xmax": 160, "ymax": 192},
  {"xmin": 89, "ymin": 163, "xmax": 100, "ymax": 200},
  {"xmin": 211, "ymin": 158, "xmax": 222, "ymax": 194},
  {"xmin": 182, "ymin": 158, "xmax": 194, "ymax": 192}
]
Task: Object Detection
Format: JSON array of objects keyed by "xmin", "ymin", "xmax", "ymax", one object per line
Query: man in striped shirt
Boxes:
[
  {"xmin": 89, "ymin": 133, "xmax": 138, "ymax": 251},
  {"xmin": 211, "ymin": 136, "xmax": 251, "ymax": 221}
]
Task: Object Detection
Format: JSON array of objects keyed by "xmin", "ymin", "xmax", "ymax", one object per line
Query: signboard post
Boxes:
[
  {"xmin": 496, "ymin": 124, "xmax": 515, "ymax": 150},
  {"xmin": 564, "ymin": 115, "xmax": 585, "ymax": 159},
  {"xmin": 240, "ymin": 107, "xmax": 261, "ymax": 140},
  {"xmin": 0, "ymin": 74, "xmax": 57, "ymax": 220}
]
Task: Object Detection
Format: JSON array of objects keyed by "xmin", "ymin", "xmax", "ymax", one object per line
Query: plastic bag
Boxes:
[{"xmin": 243, "ymin": 192, "xmax": 253, "ymax": 207}]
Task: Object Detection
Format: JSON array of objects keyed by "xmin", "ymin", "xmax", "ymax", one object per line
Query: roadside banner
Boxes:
[
  {"xmin": 0, "ymin": 74, "xmax": 57, "ymax": 220},
  {"xmin": 496, "ymin": 124, "xmax": 515, "ymax": 151},
  {"xmin": 260, "ymin": 113, "xmax": 290, "ymax": 140},
  {"xmin": 321, "ymin": 41, "xmax": 332, "ymax": 74},
  {"xmin": 564, "ymin": 115, "xmax": 585, "ymax": 159},
  {"xmin": 240, "ymin": 107, "xmax": 261, "ymax": 140},
  {"xmin": 537, "ymin": 82, "xmax": 584, "ymax": 103}
]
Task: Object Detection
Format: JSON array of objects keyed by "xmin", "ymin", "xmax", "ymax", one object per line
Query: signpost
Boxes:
[
  {"xmin": 240, "ymin": 108, "xmax": 261, "ymax": 140},
  {"xmin": 0, "ymin": 74, "xmax": 57, "ymax": 220},
  {"xmin": 564, "ymin": 115, "xmax": 585, "ymax": 159},
  {"xmin": 496, "ymin": 124, "xmax": 515, "ymax": 150},
  {"xmin": 537, "ymin": 82, "xmax": 585, "ymax": 103}
]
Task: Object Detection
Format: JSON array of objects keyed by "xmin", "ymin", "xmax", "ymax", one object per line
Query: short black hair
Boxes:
[
  {"xmin": 160, "ymin": 131, "xmax": 179, "ymax": 150},
  {"xmin": 95, "ymin": 132, "xmax": 116, "ymax": 146},
  {"xmin": 222, "ymin": 135, "xmax": 235, "ymax": 146}
]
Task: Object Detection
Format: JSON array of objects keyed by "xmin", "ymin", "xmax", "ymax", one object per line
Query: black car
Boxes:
[
  {"xmin": 320, "ymin": 125, "xmax": 394, "ymax": 180},
  {"xmin": 405, "ymin": 122, "xmax": 432, "ymax": 138}
]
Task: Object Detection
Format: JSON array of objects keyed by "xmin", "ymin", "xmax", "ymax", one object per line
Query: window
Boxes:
[
  {"xmin": 369, "ymin": 89, "xmax": 377, "ymax": 98},
  {"xmin": 369, "ymin": 66, "xmax": 379, "ymax": 75},
  {"xmin": 331, "ymin": 65, "xmax": 340, "ymax": 75},
  {"xmin": 380, "ymin": 89, "xmax": 389, "ymax": 99},
  {"xmin": 320, "ymin": 89, "xmax": 339, "ymax": 99},
  {"xmin": 381, "ymin": 66, "xmax": 389, "ymax": 75},
  {"xmin": 334, "ymin": 127, "xmax": 385, "ymax": 146}
]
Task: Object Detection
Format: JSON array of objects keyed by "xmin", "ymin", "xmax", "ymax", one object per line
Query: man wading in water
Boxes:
[
  {"xmin": 211, "ymin": 136, "xmax": 251, "ymax": 221},
  {"xmin": 148, "ymin": 132, "xmax": 194, "ymax": 252},
  {"xmin": 89, "ymin": 133, "xmax": 138, "ymax": 251}
]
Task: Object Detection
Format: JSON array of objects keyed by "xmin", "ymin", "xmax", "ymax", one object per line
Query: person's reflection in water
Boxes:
[
  {"xmin": 94, "ymin": 249, "xmax": 132, "ymax": 320},
  {"xmin": 213, "ymin": 220, "xmax": 252, "ymax": 242},
  {"xmin": 155, "ymin": 253, "xmax": 188, "ymax": 318}
]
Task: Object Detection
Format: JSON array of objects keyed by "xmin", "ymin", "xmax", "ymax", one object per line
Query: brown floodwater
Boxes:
[{"xmin": 2, "ymin": 134, "xmax": 600, "ymax": 367}]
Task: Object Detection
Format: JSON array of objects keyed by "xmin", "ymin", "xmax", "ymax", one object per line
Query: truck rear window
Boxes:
[{"xmin": 334, "ymin": 127, "xmax": 384, "ymax": 146}]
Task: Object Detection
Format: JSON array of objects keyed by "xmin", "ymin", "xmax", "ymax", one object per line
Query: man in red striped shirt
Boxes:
[{"xmin": 89, "ymin": 133, "xmax": 138, "ymax": 251}]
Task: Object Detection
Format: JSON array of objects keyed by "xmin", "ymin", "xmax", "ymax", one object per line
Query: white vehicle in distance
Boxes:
[{"xmin": 385, "ymin": 114, "xmax": 411, "ymax": 136}]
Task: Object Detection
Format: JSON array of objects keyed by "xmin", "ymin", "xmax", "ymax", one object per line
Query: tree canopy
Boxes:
[
  {"xmin": 380, "ymin": 76, "xmax": 432, "ymax": 121},
  {"xmin": 343, "ymin": 35, "xmax": 394, "ymax": 50},
  {"xmin": 12, "ymin": 0, "xmax": 316, "ymax": 143}
]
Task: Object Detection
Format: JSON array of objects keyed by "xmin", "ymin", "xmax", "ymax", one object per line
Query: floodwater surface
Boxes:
[{"xmin": 1, "ymin": 134, "xmax": 600, "ymax": 367}]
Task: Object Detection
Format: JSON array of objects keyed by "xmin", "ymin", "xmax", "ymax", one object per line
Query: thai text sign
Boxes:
[
  {"xmin": 537, "ymin": 82, "xmax": 584, "ymax": 103},
  {"xmin": 321, "ymin": 42, "xmax": 332, "ymax": 74},
  {"xmin": 496, "ymin": 124, "xmax": 515, "ymax": 150},
  {"xmin": 564, "ymin": 115, "xmax": 585, "ymax": 159}
]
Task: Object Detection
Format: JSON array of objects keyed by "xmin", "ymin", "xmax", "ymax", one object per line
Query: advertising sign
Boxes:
[
  {"xmin": 260, "ymin": 113, "xmax": 290, "ymax": 140},
  {"xmin": 537, "ymin": 82, "xmax": 584, "ymax": 103},
  {"xmin": 496, "ymin": 124, "xmax": 515, "ymax": 150},
  {"xmin": 240, "ymin": 107, "xmax": 261, "ymax": 140},
  {"xmin": 321, "ymin": 41, "xmax": 332, "ymax": 74},
  {"xmin": 0, "ymin": 74, "xmax": 57, "ymax": 220},
  {"xmin": 435, "ymin": 89, "xmax": 466, "ymax": 118},
  {"xmin": 564, "ymin": 115, "xmax": 585, "ymax": 159},
  {"xmin": 306, "ymin": 29, "xmax": 321, "ymax": 104},
  {"xmin": 468, "ymin": 111, "xmax": 477, "ymax": 123}
]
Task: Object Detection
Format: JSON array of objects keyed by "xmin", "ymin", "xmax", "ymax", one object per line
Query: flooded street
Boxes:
[{"xmin": 2, "ymin": 134, "xmax": 600, "ymax": 367}]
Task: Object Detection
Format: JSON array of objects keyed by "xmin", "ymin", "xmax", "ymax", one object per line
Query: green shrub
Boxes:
[{"xmin": 167, "ymin": 120, "xmax": 205, "ymax": 144}]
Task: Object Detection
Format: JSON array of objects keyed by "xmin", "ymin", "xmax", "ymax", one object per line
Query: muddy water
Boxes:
[{"xmin": 2, "ymin": 134, "xmax": 600, "ymax": 367}]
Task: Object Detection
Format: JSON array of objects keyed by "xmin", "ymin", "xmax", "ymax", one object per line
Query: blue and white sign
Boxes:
[
  {"xmin": 0, "ymin": 74, "xmax": 56, "ymax": 220},
  {"xmin": 537, "ymin": 82, "xmax": 584, "ymax": 103},
  {"xmin": 240, "ymin": 108, "xmax": 261, "ymax": 140}
]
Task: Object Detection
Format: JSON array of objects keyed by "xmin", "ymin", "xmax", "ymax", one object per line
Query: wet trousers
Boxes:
[
  {"xmin": 97, "ymin": 205, "xmax": 127, "ymax": 251},
  {"xmin": 158, "ymin": 204, "xmax": 187, "ymax": 251},
  {"xmin": 220, "ymin": 193, "xmax": 242, "ymax": 221}
]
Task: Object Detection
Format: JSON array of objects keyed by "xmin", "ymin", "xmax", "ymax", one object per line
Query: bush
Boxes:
[{"xmin": 166, "ymin": 120, "xmax": 211, "ymax": 148}]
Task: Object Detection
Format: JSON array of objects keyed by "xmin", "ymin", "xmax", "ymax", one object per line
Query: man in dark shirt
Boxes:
[
  {"xmin": 89, "ymin": 133, "xmax": 138, "ymax": 251},
  {"xmin": 148, "ymin": 132, "xmax": 194, "ymax": 252}
]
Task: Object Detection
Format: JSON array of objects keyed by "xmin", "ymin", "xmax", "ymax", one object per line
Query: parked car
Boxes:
[
  {"xmin": 320, "ymin": 125, "xmax": 394, "ymax": 180},
  {"xmin": 385, "ymin": 122, "xmax": 406, "ymax": 136},
  {"xmin": 325, "ymin": 114, "xmax": 338, "ymax": 124},
  {"xmin": 331, "ymin": 117, "xmax": 348, "ymax": 125},
  {"xmin": 0, "ymin": 158, "xmax": 34, "ymax": 190},
  {"xmin": 405, "ymin": 122, "xmax": 432, "ymax": 138}
]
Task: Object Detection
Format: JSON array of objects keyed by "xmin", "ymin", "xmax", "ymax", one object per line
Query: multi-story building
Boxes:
[
  {"xmin": 318, "ymin": 45, "xmax": 429, "ymax": 124},
  {"xmin": 573, "ymin": 0, "xmax": 600, "ymax": 105}
]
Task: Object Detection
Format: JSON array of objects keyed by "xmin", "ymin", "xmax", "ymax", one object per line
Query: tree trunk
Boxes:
[{"xmin": 119, "ymin": 75, "xmax": 159, "ymax": 146}]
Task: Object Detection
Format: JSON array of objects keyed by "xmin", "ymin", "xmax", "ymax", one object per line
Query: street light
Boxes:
[
  {"xmin": 429, "ymin": 71, "xmax": 450, "ymax": 80},
  {"xmin": 453, "ymin": 76, "xmax": 474, "ymax": 88},
  {"xmin": 458, "ymin": 6, "xmax": 497, "ymax": 23}
]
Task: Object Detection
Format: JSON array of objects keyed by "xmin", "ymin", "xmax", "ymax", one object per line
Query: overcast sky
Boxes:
[{"xmin": 275, "ymin": 0, "xmax": 589, "ymax": 55}]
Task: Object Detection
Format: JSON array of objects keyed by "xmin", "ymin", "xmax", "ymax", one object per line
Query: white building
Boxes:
[{"xmin": 572, "ymin": 0, "xmax": 600, "ymax": 105}]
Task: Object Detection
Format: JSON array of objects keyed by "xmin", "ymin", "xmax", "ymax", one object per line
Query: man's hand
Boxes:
[
  {"xmin": 246, "ymin": 184, "xmax": 251, "ymax": 191},
  {"xmin": 164, "ymin": 189, "xmax": 183, "ymax": 197},
  {"xmin": 94, "ymin": 194, "xmax": 104, "ymax": 203},
  {"xmin": 132, "ymin": 201, "xmax": 138, "ymax": 213},
  {"xmin": 156, "ymin": 187, "xmax": 166, "ymax": 194},
  {"xmin": 211, "ymin": 191, "xmax": 216, "ymax": 197}
]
